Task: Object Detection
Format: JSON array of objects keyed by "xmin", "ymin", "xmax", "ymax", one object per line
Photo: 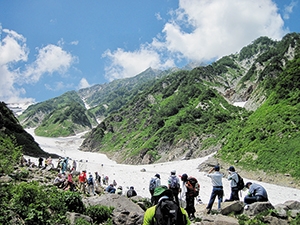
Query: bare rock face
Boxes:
[
  {"xmin": 83, "ymin": 194, "xmax": 144, "ymax": 225},
  {"xmin": 244, "ymin": 202, "xmax": 275, "ymax": 216},
  {"xmin": 66, "ymin": 212, "xmax": 93, "ymax": 225}
]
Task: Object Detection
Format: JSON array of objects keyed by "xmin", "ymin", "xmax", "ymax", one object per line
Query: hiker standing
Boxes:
[
  {"xmin": 95, "ymin": 172, "xmax": 101, "ymax": 186},
  {"xmin": 143, "ymin": 185, "xmax": 190, "ymax": 225},
  {"xmin": 168, "ymin": 170, "xmax": 180, "ymax": 205},
  {"xmin": 206, "ymin": 165, "xmax": 223, "ymax": 214},
  {"xmin": 225, "ymin": 166, "xmax": 240, "ymax": 201},
  {"xmin": 87, "ymin": 173, "xmax": 96, "ymax": 196},
  {"xmin": 149, "ymin": 174, "xmax": 161, "ymax": 205},
  {"xmin": 244, "ymin": 182, "xmax": 268, "ymax": 205},
  {"xmin": 72, "ymin": 159, "xmax": 77, "ymax": 171},
  {"xmin": 78, "ymin": 170, "xmax": 87, "ymax": 194},
  {"xmin": 38, "ymin": 157, "xmax": 43, "ymax": 168},
  {"xmin": 180, "ymin": 173, "xmax": 196, "ymax": 220}
]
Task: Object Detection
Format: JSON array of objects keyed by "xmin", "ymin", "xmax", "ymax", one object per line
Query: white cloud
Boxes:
[
  {"xmin": 103, "ymin": 0, "xmax": 287, "ymax": 80},
  {"xmin": 102, "ymin": 45, "xmax": 175, "ymax": 81},
  {"xmin": 22, "ymin": 44, "xmax": 77, "ymax": 84},
  {"xmin": 0, "ymin": 28, "xmax": 77, "ymax": 103},
  {"xmin": 78, "ymin": 78, "xmax": 91, "ymax": 89},
  {"xmin": 283, "ymin": 1, "xmax": 297, "ymax": 19},
  {"xmin": 161, "ymin": 0, "xmax": 286, "ymax": 62}
]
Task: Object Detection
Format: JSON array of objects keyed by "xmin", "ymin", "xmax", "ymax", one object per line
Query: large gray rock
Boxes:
[
  {"xmin": 273, "ymin": 203, "xmax": 288, "ymax": 218},
  {"xmin": 284, "ymin": 200, "xmax": 300, "ymax": 210},
  {"xmin": 221, "ymin": 201, "xmax": 244, "ymax": 215},
  {"xmin": 244, "ymin": 202, "xmax": 274, "ymax": 216},
  {"xmin": 263, "ymin": 215, "xmax": 289, "ymax": 225},
  {"xmin": 214, "ymin": 214, "xmax": 239, "ymax": 225},
  {"xmin": 83, "ymin": 194, "xmax": 144, "ymax": 225},
  {"xmin": 66, "ymin": 212, "xmax": 93, "ymax": 225},
  {"xmin": 0, "ymin": 175, "xmax": 13, "ymax": 183}
]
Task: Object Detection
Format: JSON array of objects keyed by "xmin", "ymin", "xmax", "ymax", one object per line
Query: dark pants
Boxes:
[
  {"xmin": 170, "ymin": 189, "xmax": 179, "ymax": 205},
  {"xmin": 207, "ymin": 186, "xmax": 223, "ymax": 210},
  {"xmin": 185, "ymin": 195, "xmax": 196, "ymax": 217},
  {"xmin": 227, "ymin": 187, "xmax": 239, "ymax": 201},
  {"xmin": 244, "ymin": 195, "xmax": 268, "ymax": 204}
]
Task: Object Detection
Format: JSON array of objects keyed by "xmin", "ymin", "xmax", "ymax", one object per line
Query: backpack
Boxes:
[
  {"xmin": 153, "ymin": 199, "xmax": 187, "ymax": 225},
  {"xmin": 169, "ymin": 176, "xmax": 179, "ymax": 189},
  {"xmin": 127, "ymin": 189, "xmax": 133, "ymax": 198},
  {"xmin": 236, "ymin": 173, "xmax": 245, "ymax": 191},
  {"xmin": 88, "ymin": 177, "xmax": 93, "ymax": 185},
  {"xmin": 149, "ymin": 177, "xmax": 157, "ymax": 191},
  {"xmin": 187, "ymin": 177, "xmax": 200, "ymax": 197}
]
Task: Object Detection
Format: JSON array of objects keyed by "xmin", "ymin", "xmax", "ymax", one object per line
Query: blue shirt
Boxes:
[{"xmin": 207, "ymin": 172, "xmax": 223, "ymax": 187}]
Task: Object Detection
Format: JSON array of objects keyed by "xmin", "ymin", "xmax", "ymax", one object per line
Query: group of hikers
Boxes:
[
  {"xmin": 143, "ymin": 166, "xmax": 269, "ymax": 224},
  {"xmin": 20, "ymin": 155, "xmax": 269, "ymax": 224}
]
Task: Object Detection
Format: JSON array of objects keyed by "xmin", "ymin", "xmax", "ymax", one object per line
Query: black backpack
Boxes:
[
  {"xmin": 153, "ymin": 199, "xmax": 187, "ymax": 225},
  {"xmin": 187, "ymin": 177, "xmax": 200, "ymax": 197},
  {"xmin": 236, "ymin": 173, "xmax": 245, "ymax": 191},
  {"xmin": 149, "ymin": 178, "xmax": 157, "ymax": 191}
]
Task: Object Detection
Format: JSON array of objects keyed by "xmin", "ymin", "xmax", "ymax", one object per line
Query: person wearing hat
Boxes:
[
  {"xmin": 244, "ymin": 182, "xmax": 268, "ymax": 205},
  {"xmin": 149, "ymin": 174, "xmax": 161, "ymax": 205},
  {"xmin": 225, "ymin": 166, "xmax": 240, "ymax": 202},
  {"xmin": 180, "ymin": 173, "xmax": 196, "ymax": 220},
  {"xmin": 206, "ymin": 165, "xmax": 223, "ymax": 214},
  {"xmin": 168, "ymin": 170, "xmax": 180, "ymax": 205},
  {"xmin": 142, "ymin": 186, "xmax": 191, "ymax": 225}
]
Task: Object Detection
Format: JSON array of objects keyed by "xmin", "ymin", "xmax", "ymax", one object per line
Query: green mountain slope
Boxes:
[
  {"xmin": 0, "ymin": 102, "xmax": 57, "ymax": 157},
  {"xmin": 80, "ymin": 33, "xmax": 300, "ymax": 180},
  {"xmin": 18, "ymin": 91, "xmax": 97, "ymax": 137},
  {"xmin": 219, "ymin": 50, "xmax": 300, "ymax": 177}
]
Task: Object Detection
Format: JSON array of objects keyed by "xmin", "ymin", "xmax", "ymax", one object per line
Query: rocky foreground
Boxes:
[{"xmin": 1, "ymin": 165, "xmax": 300, "ymax": 225}]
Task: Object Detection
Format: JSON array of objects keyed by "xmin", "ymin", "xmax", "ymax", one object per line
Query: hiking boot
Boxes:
[{"xmin": 206, "ymin": 209, "xmax": 211, "ymax": 214}]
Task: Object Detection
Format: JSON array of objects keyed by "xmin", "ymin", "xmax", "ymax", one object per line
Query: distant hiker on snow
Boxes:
[
  {"xmin": 87, "ymin": 173, "xmax": 96, "ymax": 196},
  {"xmin": 149, "ymin": 174, "xmax": 161, "ymax": 204},
  {"xmin": 168, "ymin": 170, "xmax": 180, "ymax": 205},
  {"xmin": 143, "ymin": 185, "xmax": 190, "ymax": 225},
  {"xmin": 127, "ymin": 186, "xmax": 137, "ymax": 198}
]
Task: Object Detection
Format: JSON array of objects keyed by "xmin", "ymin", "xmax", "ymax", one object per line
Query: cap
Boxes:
[
  {"xmin": 155, "ymin": 174, "xmax": 160, "ymax": 179},
  {"xmin": 171, "ymin": 170, "xmax": 176, "ymax": 174},
  {"xmin": 214, "ymin": 165, "xmax": 220, "ymax": 171},
  {"xmin": 228, "ymin": 166, "xmax": 235, "ymax": 172},
  {"xmin": 181, "ymin": 173, "xmax": 188, "ymax": 181},
  {"xmin": 245, "ymin": 182, "xmax": 252, "ymax": 188},
  {"xmin": 153, "ymin": 185, "xmax": 168, "ymax": 196}
]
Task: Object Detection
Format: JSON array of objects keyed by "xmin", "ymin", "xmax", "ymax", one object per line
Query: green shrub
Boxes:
[
  {"xmin": 84, "ymin": 205, "xmax": 114, "ymax": 224},
  {"xmin": 0, "ymin": 134, "xmax": 22, "ymax": 174}
]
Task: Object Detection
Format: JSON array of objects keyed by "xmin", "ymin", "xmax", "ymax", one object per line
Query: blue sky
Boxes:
[{"xmin": 0, "ymin": 0, "xmax": 299, "ymax": 104}]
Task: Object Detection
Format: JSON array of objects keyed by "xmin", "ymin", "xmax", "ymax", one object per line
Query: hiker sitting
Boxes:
[
  {"xmin": 127, "ymin": 186, "xmax": 137, "ymax": 198},
  {"xmin": 116, "ymin": 186, "xmax": 123, "ymax": 195},
  {"xmin": 105, "ymin": 184, "xmax": 116, "ymax": 194},
  {"xmin": 53, "ymin": 173, "xmax": 65, "ymax": 188},
  {"xmin": 143, "ymin": 185, "xmax": 190, "ymax": 225},
  {"xmin": 244, "ymin": 182, "xmax": 268, "ymax": 205}
]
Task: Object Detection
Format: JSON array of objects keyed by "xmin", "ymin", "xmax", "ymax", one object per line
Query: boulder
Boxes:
[
  {"xmin": 244, "ymin": 202, "xmax": 274, "ymax": 216},
  {"xmin": 83, "ymin": 194, "xmax": 144, "ymax": 225},
  {"xmin": 263, "ymin": 215, "xmax": 289, "ymax": 225},
  {"xmin": 220, "ymin": 201, "xmax": 244, "ymax": 215},
  {"xmin": 214, "ymin": 214, "xmax": 239, "ymax": 225},
  {"xmin": 284, "ymin": 200, "xmax": 300, "ymax": 210},
  {"xmin": 66, "ymin": 212, "xmax": 93, "ymax": 225},
  {"xmin": 273, "ymin": 203, "xmax": 288, "ymax": 218},
  {"xmin": 0, "ymin": 175, "xmax": 13, "ymax": 183}
]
